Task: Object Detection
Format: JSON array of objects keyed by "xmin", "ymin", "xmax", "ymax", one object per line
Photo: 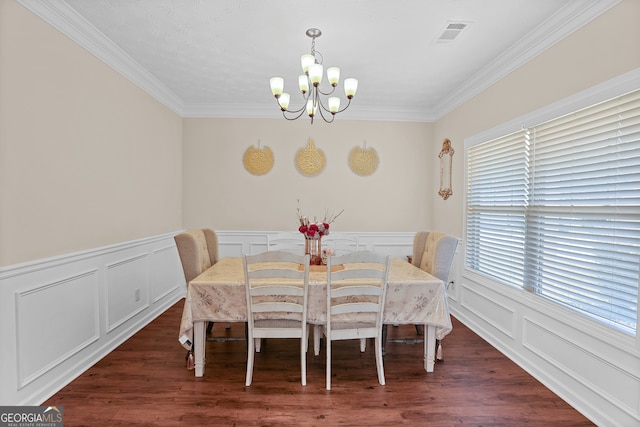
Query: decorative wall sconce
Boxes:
[
  {"xmin": 243, "ymin": 140, "xmax": 274, "ymax": 175},
  {"xmin": 348, "ymin": 141, "xmax": 378, "ymax": 176},
  {"xmin": 438, "ymin": 139, "xmax": 454, "ymax": 200},
  {"xmin": 295, "ymin": 138, "xmax": 326, "ymax": 176}
]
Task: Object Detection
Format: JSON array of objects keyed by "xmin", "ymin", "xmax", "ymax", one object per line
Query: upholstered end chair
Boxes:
[
  {"xmin": 411, "ymin": 231, "xmax": 458, "ymax": 353},
  {"xmin": 383, "ymin": 231, "xmax": 458, "ymax": 356},
  {"xmin": 411, "ymin": 231, "xmax": 458, "ymax": 282},
  {"xmin": 174, "ymin": 229, "xmax": 220, "ymax": 339},
  {"xmin": 174, "ymin": 228, "xmax": 219, "ymax": 284}
]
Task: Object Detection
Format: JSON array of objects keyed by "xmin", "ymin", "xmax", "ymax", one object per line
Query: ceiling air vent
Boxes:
[{"xmin": 435, "ymin": 21, "xmax": 469, "ymax": 43}]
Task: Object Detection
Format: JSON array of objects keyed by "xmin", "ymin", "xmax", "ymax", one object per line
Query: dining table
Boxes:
[{"xmin": 178, "ymin": 257, "xmax": 453, "ymax": 377}]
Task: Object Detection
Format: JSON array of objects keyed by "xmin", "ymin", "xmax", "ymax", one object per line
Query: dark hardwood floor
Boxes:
[{"xmin": 44, "ymin": 301, "xmax": 594, "ymax": 426}]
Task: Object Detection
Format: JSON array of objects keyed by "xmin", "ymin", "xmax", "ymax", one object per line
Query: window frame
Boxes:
[{"xmin": 463, "ymin": 68, "xmax": 640, "ymax": 335}]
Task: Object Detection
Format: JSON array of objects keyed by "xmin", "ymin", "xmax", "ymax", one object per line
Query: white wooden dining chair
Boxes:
[
  {"xmin": 267, "ymin": 232, "xmax": 305, "ymax": 253},
  {"xmin": 243, "ymin": 250, "xmax": 311, "ymax": 386},
  {"xmin": 322, "ymin": 233, "xmax": 359, "ymax": 256},
  {"xmin": 316, "ymin": 251, "xmax": 390, "ymax": 390}
]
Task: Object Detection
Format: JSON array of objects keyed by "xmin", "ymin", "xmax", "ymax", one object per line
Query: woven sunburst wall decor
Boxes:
[
  {"xmin": 348, "ymin": 142, "xmax": 379, "ymax": 176},
  {"xmin": 295, "ymin": 138, "xmax": 326, "ymax": 176},
  {"xmin": 243, "ymin": 142, "xmax": 274, "ymax": 175}
]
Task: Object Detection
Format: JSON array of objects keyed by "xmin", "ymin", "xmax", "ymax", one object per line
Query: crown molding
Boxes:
[
  {"xmin": 18, "ymin": 0, "xmax": 621, "ymax": 122},
  {"xmin": 17, "ymin": 0, "xmax": 185, "ymax": 116},
  {"xmin": 430, "ymin": 0, "xmax": 622, "ymax": 121}
]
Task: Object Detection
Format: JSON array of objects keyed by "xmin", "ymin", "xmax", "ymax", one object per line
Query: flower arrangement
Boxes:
[
  {"xmin": 321, "ymin": 247, "xmax": 334, "ymax": 264},
  {"xmin": 322, "ymin": 247, "xmax": 334, "ymax": 257},
  {"xmin": 296, "ymin": 201, "xmax": 344, "ymax": 240}
]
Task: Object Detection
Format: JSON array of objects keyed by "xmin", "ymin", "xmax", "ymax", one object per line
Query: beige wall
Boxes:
[
  {"xmin": 2, "ymin": 0, "xmax": 638, "ymax": 266},
  {"xmin": 182, "ymin": 118, "xmax": 433, "ymax": 232},
  {"xmin": 432, "ymin": 0, "xmax": 640, "ymax": 237},
  {"xmin": 0, "ymin": 1, "xmax": 183, "ymax": 266}
]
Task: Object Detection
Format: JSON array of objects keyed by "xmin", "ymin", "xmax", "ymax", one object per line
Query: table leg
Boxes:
[
  {"xmin": 423, "ymin": 324, "xmax": 436, "ymax": 372},
  {"xmin": 194, "ymin": 320, "xmax": 206, "ymax": 377}
]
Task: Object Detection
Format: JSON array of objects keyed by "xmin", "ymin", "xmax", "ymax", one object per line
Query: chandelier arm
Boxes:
[
  {"xmin": 331, "ymin": 97, "xmax": 354, "ymax": 115},
  {"xmin": 282, "ymin": 108, "xmax": 308, "ymax": 121},
  {"xmin": 279, "ymin": 99, "xmax": 307, "ymax": 115},
  {"xmin": 315, "ymin": 94, "xmax": 351, "ymax": 115},
  {"xmin": 316, "ymin": 105, "xmax": 336, "ymax": 123},
  {"xmin": 316, "ymin": 85, "xmax": 337, "ymax": 97}
]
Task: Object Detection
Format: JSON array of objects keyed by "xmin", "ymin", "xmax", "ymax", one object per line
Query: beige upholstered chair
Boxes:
[
  {"xmin": 174, "ymin": 228, "xmax": 219, "ymax": 284},
  {"xmin": 383, "ymin": 231, "xmax": 458, "ymax": 353},
  {"xmin": 411, "ymin": 231, "xmax": 458, "ymax": 330},
  {"xmin": 318, "ymin": 251, "xmax": 390, "ymax": 390},
  {"xmin": 411, "ymin": 231, "xmax": 458, "ymax": 283},
  {"xmin": 174, "ymin": 229, "xmax": 220, "ymax": 335},
  {"xmin": 243, "ymin": 251, "xmax": 311, "ymax": 386}
]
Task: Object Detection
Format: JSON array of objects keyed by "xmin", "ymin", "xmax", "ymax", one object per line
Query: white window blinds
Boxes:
[
  {"xmin": 466, "ymin": 130, "xmax": 529, "ymax": 288},
  {"xmin": 466, "ymin": 89, "xmax": 640, "ymax": 335}
]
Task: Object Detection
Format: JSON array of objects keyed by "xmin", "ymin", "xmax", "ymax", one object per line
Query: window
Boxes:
[{"xmin": 466, "ymin": 89, "xmax": 640, "ymax": 335}]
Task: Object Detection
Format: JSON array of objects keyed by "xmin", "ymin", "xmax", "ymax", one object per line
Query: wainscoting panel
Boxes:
[
  {"xmin": 151, "ymin": 244, "xmax": 183, "ymax": 303},
  {"xmin": 0, "ymin": 232, "xmax": 185, "ymax": 406},
  {"xmin": 106, "ymin": 253, "xmax": 150, "ymax": 332},
  {"xmin": 15, "ymin": 269, "xmax": 100, "ymax": 389},
  {"xmin": 357, "ymin": 232, "xmax": 414, "ymax": 259},
  {"xmin": 459, "ymin": 284, "xmax": 516, "ymax": 340},
  {"xmin": 449, "ymin": 241, "xmax": 640, "ymax": 427},
  {"xmin": 523, "ymin": 317, "xmax": 640, "ymax": 420}
]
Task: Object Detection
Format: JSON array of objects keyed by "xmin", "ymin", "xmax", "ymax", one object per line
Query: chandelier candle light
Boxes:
[{"xmin": 270, "ymin": 28, "xmax": 358, "ymax": 124}]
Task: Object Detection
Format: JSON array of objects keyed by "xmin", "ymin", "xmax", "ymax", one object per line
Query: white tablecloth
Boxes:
[{"xmin": 179, "ymin": 257, "xmax": 452, "ymax": 350}]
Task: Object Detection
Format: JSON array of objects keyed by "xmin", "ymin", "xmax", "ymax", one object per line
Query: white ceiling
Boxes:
[{"xmin": 20, "ymin": 0, "xmax": 619, "ymax": 122}]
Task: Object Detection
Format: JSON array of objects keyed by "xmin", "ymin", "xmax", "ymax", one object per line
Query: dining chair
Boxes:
[
  {"xmin": 317, "ymin": 251, "xmax": 390, "ymax": 390},
  {"xmin": 382, "ymin": 231, "xmax": 458, "ymax": 356},
  {"xmin": 243, "ymin": 250, "xmax": 311, "ymax": 386},
  {"xmin": 322, "ymin": 233, "xmax": 359, "ymax": 256},
  {"xmin": 174, "ymin": 229, "xmax": 219, "ymax": 367},
  {"xmin": 267, "ymin": 232, "xmax": 305, "ymax": 253}
]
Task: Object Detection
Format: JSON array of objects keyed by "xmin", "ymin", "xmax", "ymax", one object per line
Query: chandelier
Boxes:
[{"xmin": 269, "ymin": 28, "xmax": 358, "ymax": 124}]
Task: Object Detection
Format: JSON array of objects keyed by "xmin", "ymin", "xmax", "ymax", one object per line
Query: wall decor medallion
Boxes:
[
  {"xmin": 348, "ymin": 141, "xmax": 378, "ymax": 176},
  {"xmin": 438, "ymin": 138, "xmax": 454, "ymax": 200},
  {"xmin": 243, "ymin": 142, "xmax": 274, "ymax": 175},
  {"xmin": 295, "ymin": 138, "xmax": 326, "ymax": 176}
]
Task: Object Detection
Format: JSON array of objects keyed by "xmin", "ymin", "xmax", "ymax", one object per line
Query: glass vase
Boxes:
[{"xmin": 306, "ymin": 236, "xmax": 322, "ymax": 265}]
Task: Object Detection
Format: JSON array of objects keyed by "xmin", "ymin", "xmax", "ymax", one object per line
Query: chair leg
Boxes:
[
  {"xmin": 381, "ymin": 324, "xmax": 388, "ymax": 356},
  {"xmin": 374, "ymin": 336, "xmax": 386, "ymax": 386},
  {"xmin": 301, "ymin": 329, "xmax": 307, "ymax": 386},
  {"xmin": 245, "ymin": 333, "xmax": 255, "ymax": 386},
  {"xmin": 313, "ymin": 325, "xmax": 321, "ymax": 356},
  {"xmin": 326, "ymin": 338, "xmax": 332, "ymax": 390}
]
